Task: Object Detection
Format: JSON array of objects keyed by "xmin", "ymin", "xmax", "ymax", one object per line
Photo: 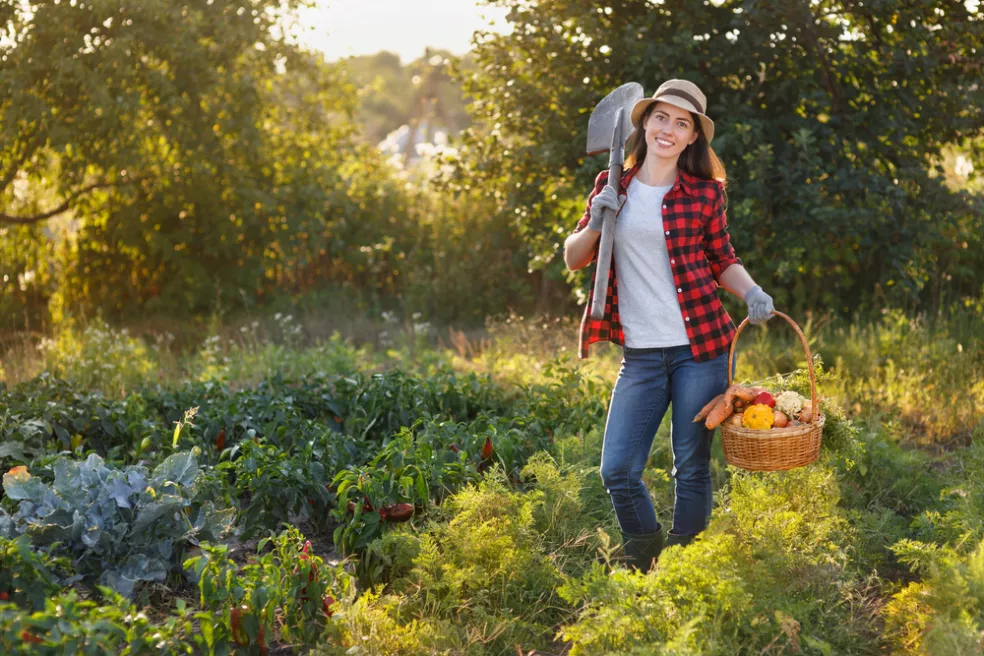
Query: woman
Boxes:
[{"xmin": 563, "ymin": 79, "xmax": 775, "ymax": 573}]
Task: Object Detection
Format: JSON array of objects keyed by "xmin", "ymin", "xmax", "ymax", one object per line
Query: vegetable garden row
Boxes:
[{"xmin": 1, "ymin": 344, "xmax": 983, "ymax": 654}]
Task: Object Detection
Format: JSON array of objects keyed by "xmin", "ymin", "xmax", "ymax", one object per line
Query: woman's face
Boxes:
[{"xmin": 643, "ymin": 101, "xmax": 699, "ymax": 160}]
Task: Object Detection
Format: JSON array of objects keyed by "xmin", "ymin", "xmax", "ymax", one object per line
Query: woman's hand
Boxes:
[
  {"xmin": 587, "ymin": 185, "xmax": 626, "ymax": 231},
  {"xmin": 744, "ymin": 285, "xmax": 774, "ymax": 324}
]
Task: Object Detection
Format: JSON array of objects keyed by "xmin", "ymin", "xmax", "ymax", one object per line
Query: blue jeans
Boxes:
[{"xmin": 599, "ymin": 343, "xmax": 735, "ymax": 537}]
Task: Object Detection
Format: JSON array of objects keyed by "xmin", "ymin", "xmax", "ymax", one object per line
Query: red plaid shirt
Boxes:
[{"xmin": 572, "ymin": 164, "xmax": 743, "ymax": 362}]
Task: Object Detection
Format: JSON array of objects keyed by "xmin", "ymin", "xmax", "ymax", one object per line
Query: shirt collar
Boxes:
[{"xmin": 621, "ymin": 163, "xmax": 696, "ymax": 196}]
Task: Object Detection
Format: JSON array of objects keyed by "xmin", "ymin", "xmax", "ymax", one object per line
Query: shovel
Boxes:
[{"xmin": 586, "ymin": 82, "xmax": 644, "ymax": 320}]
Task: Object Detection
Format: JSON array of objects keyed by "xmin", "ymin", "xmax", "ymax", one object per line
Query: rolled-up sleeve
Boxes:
[{"xmin": 704, "ymin": 181, "xmax": 742, "ymax": 283}]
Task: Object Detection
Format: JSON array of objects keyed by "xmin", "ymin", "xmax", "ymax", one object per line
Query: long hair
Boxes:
[{"xmin": 624, "ymin": 102, "xmax": 728, "ymax": 186}]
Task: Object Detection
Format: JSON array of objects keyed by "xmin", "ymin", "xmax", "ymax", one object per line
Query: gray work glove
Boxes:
[
  {"xmin": 744, "ymin": 285, "xmax": 775, "ymax": 325},
  {"xmin": 587, "ymin": 185, "xmax": 627, "ymax": 232}
]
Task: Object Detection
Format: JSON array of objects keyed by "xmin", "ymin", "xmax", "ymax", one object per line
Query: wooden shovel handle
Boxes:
[{"xmin": 589, "ymin": 163, "xmax": 623, "ymax": 320}]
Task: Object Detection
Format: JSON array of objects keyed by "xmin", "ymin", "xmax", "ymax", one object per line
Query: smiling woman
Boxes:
[{"xmin": 563, "ymin": 78, "xmax": 779, "ymax": 573}]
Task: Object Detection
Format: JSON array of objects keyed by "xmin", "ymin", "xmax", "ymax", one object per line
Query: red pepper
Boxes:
[
  {"xmin": 383, "ymin": 503, "xmax": 414, "ymax": 522},
  {"xmin": 481, "ymin": 436, "xmax": 493, "ymax": 460},
  {"xmin": 347, "ymin": 497, "xmax": 374, "ymax": 514},
  {"xmin": 752, "ymin": 391, "xmax": 776, "ymax": 408},
  {"xmin": 0, "ymin": 591, "xmax": 8, "ymax": 601},
  {"xmin": 297, "ymin": 542, "xmax": 319, "ymax": 601},
  {"xmin": 20, "ymin": 631, "xmax": 43, "ymax": 644},
  {"xmin": 215, "ymin": 429, "xmax": 226, "ymax": 451},
  {"xmin": 322, "ymin": 594, "xmax": 335, "ymax": 617},
  {"xmin": 258, "ymin": 624, "xmax": 268, "ymax": 656},
  {"xmin": 449, "ymin": 443, "xmax": 460, "ymax": 454},
  {"xmin": 230, "ymin": 606, "xmax": 248, "ymax": 646}
]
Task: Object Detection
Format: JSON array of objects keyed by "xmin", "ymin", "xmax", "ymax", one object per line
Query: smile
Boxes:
[{"xmin": 655, "ymin": 138, "xmax": 674, "ymax": 148}]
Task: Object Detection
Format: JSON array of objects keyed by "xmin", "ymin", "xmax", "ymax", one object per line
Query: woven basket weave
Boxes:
[{"xmin": 720, "ymin": 311, "xmax": 824, "ymax": 472}]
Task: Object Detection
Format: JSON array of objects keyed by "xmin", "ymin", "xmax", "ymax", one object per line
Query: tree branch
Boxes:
[{"xmin": 0, "ymin": 177, "xmax": 143, "ymax": 225}]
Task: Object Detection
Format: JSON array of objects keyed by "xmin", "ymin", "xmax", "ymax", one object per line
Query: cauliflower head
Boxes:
[{"xmin": 774, "ymin": 391, "xmax": 805, "ymax": 418}]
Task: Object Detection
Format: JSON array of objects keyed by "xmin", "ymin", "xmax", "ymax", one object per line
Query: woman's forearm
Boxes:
[
  {"xmin": 564, "ymin": 227, "xmax": 601, "ymax": 271},
  {"xmin": 718, "ymin": 264, "xmax": 758, "ymax": 300}
]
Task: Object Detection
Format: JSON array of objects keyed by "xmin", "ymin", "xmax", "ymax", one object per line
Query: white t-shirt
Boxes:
[{"xmin": 613, "ymin": 177, "xmax": 690, "ymax": 348}]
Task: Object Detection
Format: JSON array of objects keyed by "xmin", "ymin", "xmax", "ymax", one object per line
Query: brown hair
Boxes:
[{"xmin": 624, "ymin": 103, "xmax": 728, "ymax": 185}]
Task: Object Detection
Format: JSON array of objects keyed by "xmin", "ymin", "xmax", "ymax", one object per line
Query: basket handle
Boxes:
[{"xmin": 727, "ymin": 311, "xmax": 819, "ymax": 421}]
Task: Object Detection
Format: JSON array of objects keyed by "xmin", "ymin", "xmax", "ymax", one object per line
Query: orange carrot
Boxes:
[
  {"xmin": 733, "ymin": 386, "xmax": 762, "ymax": 402},
  {"xmin": 705, "ymin": 398, "xmax": 734, "ymax": 430},
  {"xmin": 721, "ymin": 384, "xmax": 740, "ymax": 410},
  {"xmin": 693, "ymin": 393, "xmax": 725, "ymax": 423}
]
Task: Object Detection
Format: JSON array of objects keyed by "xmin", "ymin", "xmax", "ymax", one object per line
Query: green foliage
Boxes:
[
  {"xmin": 724, "ymin": 466, "xmax": 851, "ymax": 571},
  {"xmin": 557, "ymin": 534, "xmax": 756, "ymax": 655},
  {"xmin": 822, "ymin": 309, "xmax": 984, "ymax": 442},
  {"xmin": 0, "ymin": 224, "xmax": 53, "ymax": 335},
  {"xmin": 0, "ymin": 536, "xmax": 69, "ymax": 612},
  {"xmin": 378, "ymin": 473, "xmax": 569, "ymax": 654},
  {"xmin": 519, "ymin": 451, "xmax": 612, "ymax": 574},
  {"xmin": 0, "ymin": 452, "xmax": 234, "ymax": 597},
  {"xmin": 0, "ymin": 309, "xmax": 981, "ymax": 653},
  {"xmin": 883, "ymin": 539, "xmax": 984, "ymax": 654},
  {"xmin": 228, "ymin": 438, "xmax": 333, "ymax": 540}
]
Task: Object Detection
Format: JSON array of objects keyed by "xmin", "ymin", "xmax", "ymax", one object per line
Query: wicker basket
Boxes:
[{"xmin": 720, "ymin": 311, "xmax": 824, "ymax": 471}]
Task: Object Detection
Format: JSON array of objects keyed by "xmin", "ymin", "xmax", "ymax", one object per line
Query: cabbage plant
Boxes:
[{"xmin": 0, "ymin": 452, "xmax": 234, "ymax": 596}]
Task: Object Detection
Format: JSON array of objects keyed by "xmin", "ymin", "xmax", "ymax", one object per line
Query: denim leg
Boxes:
[
  {"xmin": 667, "ymin": 349, "xmax": 730, "ymax": 536},
  {"xmin": 599, "ymin": 351, "xmax": 671, "ymax": 536}
]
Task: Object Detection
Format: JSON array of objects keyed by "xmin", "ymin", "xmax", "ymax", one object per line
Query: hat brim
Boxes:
[{"xmin": 631, "ymin": 96, "xmax": 715, "ymax": 144}]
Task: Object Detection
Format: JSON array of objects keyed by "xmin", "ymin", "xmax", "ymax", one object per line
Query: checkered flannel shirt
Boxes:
[{"xmin": 572, "ymin": 164, "xmax": 743, "ymax": 362}]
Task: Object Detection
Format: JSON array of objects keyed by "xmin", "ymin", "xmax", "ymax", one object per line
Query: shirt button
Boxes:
[
  {"xmin": 670, "ymin": 259, "xmax": 675, "ymax": 264},
  {"xmin": 662, "ymin": 204, "xmax": 667, "ymax": 210},
  {"xmin": 677, "ymin": 287, "xmax": 682, "ymax": 293},
  {"xmin": 685, "ymin": 316, "xmax": 690, "ymax": 322},
  {"xmin": 665, "ymin": 230, "xmax": 670, "ymax": 235}
]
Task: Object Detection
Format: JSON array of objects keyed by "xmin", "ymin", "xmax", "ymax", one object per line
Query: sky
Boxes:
[{"xmin": 292, "ymin": 0, "xmax": 512, "ymax": 64}]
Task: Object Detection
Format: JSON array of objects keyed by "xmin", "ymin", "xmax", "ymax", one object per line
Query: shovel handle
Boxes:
[{"xmin": 589, "ymin": 163, "xmax": 623, "ymax": 320}]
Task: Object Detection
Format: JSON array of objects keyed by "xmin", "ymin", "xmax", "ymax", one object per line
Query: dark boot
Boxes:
[
  {"xmin": 620, "ymin": 526, "xmax": 664, "ymax": 574},
  {"xmin": 664, "ymin": 530, "xmax": 696, "ymax": 548}
]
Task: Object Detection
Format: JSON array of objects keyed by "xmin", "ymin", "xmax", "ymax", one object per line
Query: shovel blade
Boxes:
[{"xmin": 586, "ymin": 82, "xmax": 644, "ymax": 155}]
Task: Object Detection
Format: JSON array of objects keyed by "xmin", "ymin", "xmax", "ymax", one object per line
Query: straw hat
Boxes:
[{"xmin": 630, "ymin": 79, "xmax": 715, "ymax": 144}]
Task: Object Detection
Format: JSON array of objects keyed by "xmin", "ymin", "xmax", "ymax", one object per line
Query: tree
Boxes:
[
  {"xmin": 450, "ymin": 0, "xmax": 984, "ymax": 318},
  {"xmin": 0, "ymin": 0, "xmax": 315, "ymax": 226},
  {"xmin": 0, "ymin": 0, "xmax": 371, "ymax": 320}
]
